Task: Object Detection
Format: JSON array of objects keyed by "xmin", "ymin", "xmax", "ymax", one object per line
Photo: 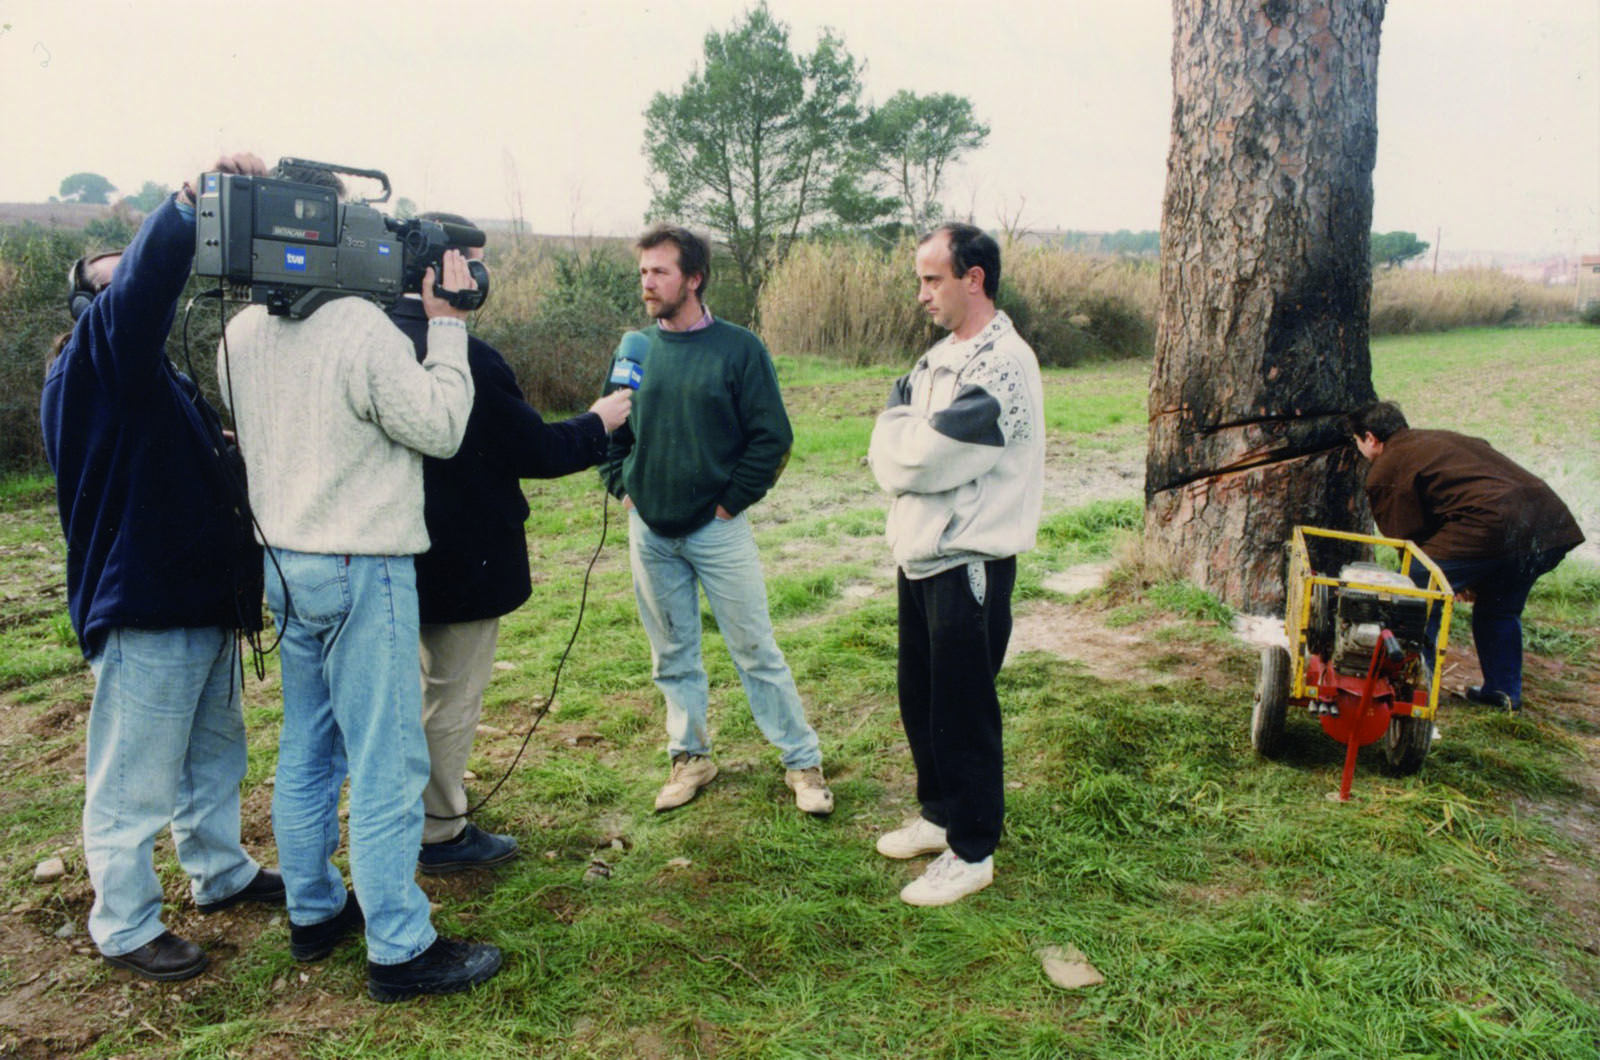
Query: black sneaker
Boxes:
[
  {"xmin": 196, "ymin": 867, "xmax": 286, "ymax": 914},
  {"xmin": 289, "ymin": 890, "xmax": 364, "ymax": 962},
  {"xmin": 418, "ymin": 823, "xmax": 520, "ymax": 875},
  {"xmin": 102, "ymin": 930, "xmax": 208, "ymax": 982},
  {"xmin": 367, "ymin": 937, "xmax": 503, "ymax": 1003},
  {"xmin": 1464, "ymin": 685, "xmax": 1518, "ymax": 712}
]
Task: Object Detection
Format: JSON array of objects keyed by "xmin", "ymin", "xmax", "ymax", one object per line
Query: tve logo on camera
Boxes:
[{"xmin": 283, "ymin": 247, "xmax": 308, "ymax": 272}]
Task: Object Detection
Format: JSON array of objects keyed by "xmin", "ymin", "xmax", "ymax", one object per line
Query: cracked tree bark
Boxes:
[{"xmin": 1146, "ymin": 0, "xmax": 1385, "ymax": 613}]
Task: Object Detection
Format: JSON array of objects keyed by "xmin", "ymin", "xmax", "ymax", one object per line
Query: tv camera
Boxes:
[{"xmin": 193, "ymin": 158, "xmax": 489, "ymax": 319}]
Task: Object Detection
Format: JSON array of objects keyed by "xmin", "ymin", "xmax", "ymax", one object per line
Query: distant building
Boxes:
[{"xmin": 1579, "ymin": 255, "xmax": 1600, "ymax": 310}]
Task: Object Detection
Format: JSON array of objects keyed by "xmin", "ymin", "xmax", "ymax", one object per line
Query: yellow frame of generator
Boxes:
[{"xmin": 1284, "ymin": 526, "xmax": 1454, "ymax": 720}]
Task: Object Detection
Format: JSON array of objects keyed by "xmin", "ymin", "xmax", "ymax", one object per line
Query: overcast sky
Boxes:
[{"xmin": 2, "ymin": 1, "xmax": 1594, "ymax": 257}]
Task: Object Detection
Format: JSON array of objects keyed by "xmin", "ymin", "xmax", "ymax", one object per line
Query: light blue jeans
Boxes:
[
  {"xmin": 628, "ymin": 510, "xmax": 821, "ymax": 769},
  {"xmin": 265, "ymin": 550, "xmax": 436, "ymax": 966},
  {"xmin": 84, "ymin": 626, "xmax": 259, "ymax": 956}
]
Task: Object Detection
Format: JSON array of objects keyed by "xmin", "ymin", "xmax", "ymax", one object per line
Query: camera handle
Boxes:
[{"xmin": 275, "ymin": 156, "xmax": 392, "ymax": 205}]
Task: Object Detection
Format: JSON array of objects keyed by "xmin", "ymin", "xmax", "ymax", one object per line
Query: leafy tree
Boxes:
[
  {"xmin": 120, "ymin": 181, "xmax": 170, "ymax": 213},
  {"xmin": 859, "ymin": 91, "xmax": 989, "ymax": 229},
  {"xmin": 821, "ymin": 172, "xmax": 902, "ymax": 235},
  {"xmin": 58, "ymin": 172, "xmax": 117, "ymax": 205},
  {"xmin": 643, "ymin": 3, "xmax": 866, "ymax": 295},
  {"xmin": 1369, "ymin": 230, "xmax": 1428, "ymax": 269}
]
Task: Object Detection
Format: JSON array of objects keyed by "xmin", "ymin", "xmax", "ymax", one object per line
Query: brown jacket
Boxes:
[{"xmin": 1364, "ymin": 428, "xmax": 1585, "ymax": 562}]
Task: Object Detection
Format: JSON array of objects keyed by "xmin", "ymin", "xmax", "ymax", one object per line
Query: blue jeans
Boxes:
[
  {"xmin": 628, "ymin": 510, "xmax": 821, "ymax": 769},
  {"xmin": 1417, "ymin": 546, "xmax": 1573, "ymax": 706},
  {"xmin": 84, "ymin": 627, "xmax": 259, "ymax": 956},
  {"xmin": 266, "ymin": 550, "xmax": 436, "ymax": 965}
]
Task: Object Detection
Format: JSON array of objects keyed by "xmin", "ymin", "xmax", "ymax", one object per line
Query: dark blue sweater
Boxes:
[
  {"xmin": 41, "ymin": 196, "xmax": 262, "ymax": 656},
  {"xmin": 388, "ymin": 299, "xmax": 608, "ymax": 625}
]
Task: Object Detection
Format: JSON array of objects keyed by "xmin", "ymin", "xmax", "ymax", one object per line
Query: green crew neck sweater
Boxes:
[{"xmin": 600, "ymin": 320, "xmax": 793, "ymax": 537}]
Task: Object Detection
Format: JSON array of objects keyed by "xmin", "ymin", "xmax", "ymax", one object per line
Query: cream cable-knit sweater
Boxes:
[{"xmin": 219, "ymin": 297, "xmax": 473, "ymax": 555}]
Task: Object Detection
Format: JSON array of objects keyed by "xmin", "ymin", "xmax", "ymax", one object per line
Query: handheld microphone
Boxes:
[{"xmin": 607, "ymin": 331, "xmax": 649, "ymax": 391}]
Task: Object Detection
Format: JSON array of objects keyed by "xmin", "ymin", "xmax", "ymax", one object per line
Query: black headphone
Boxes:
[{"xmin": 67, "ymin": 250, "xmax": 124, "ymax": 321}]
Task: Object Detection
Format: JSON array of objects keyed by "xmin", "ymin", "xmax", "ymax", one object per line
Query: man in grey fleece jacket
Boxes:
[{"xmin": 867, "ymin": 223, "xmax": 1045, "ymax": 907}]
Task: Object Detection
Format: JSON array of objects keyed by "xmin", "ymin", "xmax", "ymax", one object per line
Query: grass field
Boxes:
[{"xmin": 0, "ymin": 325, "xmax": 1597, "ymax": 1058}]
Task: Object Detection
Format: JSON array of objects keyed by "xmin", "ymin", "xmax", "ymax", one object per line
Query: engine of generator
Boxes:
[{"xmin": 1328, "ymin": 562, "xmax": 1432, "ymax": 679}]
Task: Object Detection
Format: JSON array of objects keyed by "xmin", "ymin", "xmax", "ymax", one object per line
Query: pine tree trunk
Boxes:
[{"xmin": 1146, "ymin": 0, "xmax": 1385, "ymax": 613}]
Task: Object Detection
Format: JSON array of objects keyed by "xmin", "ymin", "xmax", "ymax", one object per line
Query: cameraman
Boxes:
[
  {"xmin": 218, "ymin": 166, "xmax": 497, "ymax": 1003},
  {"xmin": 41, "ymin": 152, "xmax": 283, "ymax": 982},
  {"xmin": 385, "ymin": 214, "xmax": 630, "ymax": 874}
]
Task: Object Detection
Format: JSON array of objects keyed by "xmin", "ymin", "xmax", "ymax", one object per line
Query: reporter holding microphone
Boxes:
[{"xmin": 383, "ymin": 213, "xmax": 629, "ymax": 877}]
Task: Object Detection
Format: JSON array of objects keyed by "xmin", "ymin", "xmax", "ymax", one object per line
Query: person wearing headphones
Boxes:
[{"xmin": 41, "ymin": 152, "xmax": 283, "ymax": 983}]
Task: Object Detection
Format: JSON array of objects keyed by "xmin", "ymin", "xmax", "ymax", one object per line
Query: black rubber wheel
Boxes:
[
  {"xmin": 1307, "ymin": 583, "xmax": 1336, "ymax": 659},
  {"xmin": 1251, "ymin": 645, "xmax": 1291, "ymax": 758},
  {"xmin": 1383, "ymin": 714, "xmax": 1433, "ymax": 775}
]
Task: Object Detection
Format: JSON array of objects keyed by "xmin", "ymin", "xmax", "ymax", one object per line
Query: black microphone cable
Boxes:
[
  {"xmin": 183, "ymin": 289, "xmax": 291, "ymax": 682},
  {"xmin": 427, "ymin": 358, "xmax": 641, "ymax": 822},
  {"xmin": 427, "ymin": 487, "xmax": 619, "ymax": 822}
]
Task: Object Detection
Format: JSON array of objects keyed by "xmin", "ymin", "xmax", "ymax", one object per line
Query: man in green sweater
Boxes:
[{"xmin": 601, "ymin": 224, "xmax": 832, "ymax": 816}]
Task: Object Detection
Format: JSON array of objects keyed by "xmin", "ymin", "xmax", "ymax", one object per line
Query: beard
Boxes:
[{"xmin": 646, "ymin": 287, "xmax": 690, "ymax": 321}]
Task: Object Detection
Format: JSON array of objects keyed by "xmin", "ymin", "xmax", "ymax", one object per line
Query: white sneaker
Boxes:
[
  {"xmin": 784, "ymin": 767, "xmax": 835, "ymax": 815},
  {"xmin": 654, "ymin": 753, "xmax": 717, "ymax": 811},
  {"xmin": 876, "ymin": 817, "xmax": 949, "ymax": 859},
  {"xmin": 899, "ymin": 850, "xmax": 993, "ymax": 907}
]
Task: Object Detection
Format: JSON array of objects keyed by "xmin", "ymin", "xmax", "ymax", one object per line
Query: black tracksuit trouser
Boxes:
[{"xmin": 896, "ymin": 556, "xmax": 1016, "ymax": 863}]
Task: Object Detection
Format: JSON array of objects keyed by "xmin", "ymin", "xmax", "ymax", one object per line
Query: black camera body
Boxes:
[{"xmin": 194, "ymin": 158, "xmax": 486, "ymax": 319}]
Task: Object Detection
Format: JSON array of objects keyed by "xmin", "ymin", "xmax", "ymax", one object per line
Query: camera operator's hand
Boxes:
[
  {"xmin": 212, "ymin": 152, "xmax": 267, "ymax": 177},
  {"xmin": 422, "ymin": 250, "xmax": 475, "ymax": 322},
  {"xmin": 182, "ymin": 152, "xmax": 266, "ymax": 205},
  {"xmin": 589, "ymin": 389, "xmax": 632, "ymax": 433}
]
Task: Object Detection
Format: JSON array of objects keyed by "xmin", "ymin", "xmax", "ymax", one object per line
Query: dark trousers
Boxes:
[
  {"xmin": 897, "ymin": 557, "xmax": 1016, "ymax": 863},
  {"xmin": 1416, "ymin": 545, "xmax": 1573, "ymax": 707}
]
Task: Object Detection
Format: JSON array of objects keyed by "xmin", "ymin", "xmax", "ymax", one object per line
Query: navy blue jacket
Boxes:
[
  {"xmin": 41, "ymin": 195, "xmax": 262, "ymax": 656},
  {"xmin": 387, "ymin": 299, "xmax": 608, "ymax": 625}
]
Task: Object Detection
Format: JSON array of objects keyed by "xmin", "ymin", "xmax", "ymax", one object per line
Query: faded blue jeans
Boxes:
[
  {"xmin": 84, "ymin": 626, "xmax": 260, "ymax": 956},
  {"xmin": 628, "ymin": 510, "xmax": 821, "ymax": 769},
  {"xmin": 265, "ymin": 549, "xmax": 436, "ymax": 965}
]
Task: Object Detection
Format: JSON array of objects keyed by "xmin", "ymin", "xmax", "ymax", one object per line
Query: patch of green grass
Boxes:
[
  {"xmin": 1038, "ymin": 498, "xmax": 1143, "ymax": 549},
  {"xmin": 1040, "ymin": 359, "xmax": 1149, "ymax": 435},
  {"xmin": 4, "ymin": 334, "xmax": 1600, "ymax": 1058},
  {"xmin": 782, "ymin": 506, "xmax": 884, "ymax": 541},
  {"xmin": 1529, "ymin": 558, "xmax": 1600, "ymax": 628},
  {"xmin": 772, "ymin": 353, "xmax": 901, "ymax": 389},
  {"xmin": 518, "ymin": 754, "xmax": 625, "ymax": 808},
  {"xmin": 0, "ymin": 471, "xmax": 54, "ymax": 510},
  {"xmin": 0, "ymin": 630, "xmax": 83, "ymax": 689},
  {"xmin": 1523, "ymin": 622, "xmax": 1596, "ymax": 663},
  {"xmin": 766, "ymin": 570, "xmax": 840, "ymax": 619},
  {"xmin": 1145, "ymin": 580, "xmax": 1236, "ymax": 626}
]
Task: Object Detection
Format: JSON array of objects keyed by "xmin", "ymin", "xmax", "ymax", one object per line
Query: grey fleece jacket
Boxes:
[{"xmin": 868, "ymin": 310, "xmax": 1045, "ymax": 578}]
